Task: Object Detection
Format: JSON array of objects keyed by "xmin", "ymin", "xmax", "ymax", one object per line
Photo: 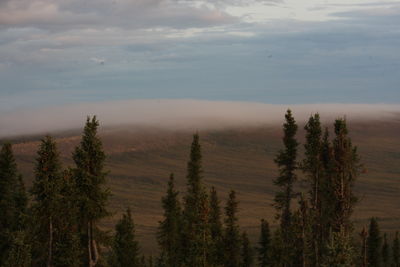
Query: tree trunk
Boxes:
[
  {"xmin": 47, "ymin": 217, "xmax": 53, "ymax": 267},
  {"xmin": 88, "ymin": 221, "xmax": 99, "ymax": 267}
]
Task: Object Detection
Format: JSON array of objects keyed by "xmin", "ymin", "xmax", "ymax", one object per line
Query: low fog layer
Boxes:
[{"xmin": 0, "ymin": 99, "xmax": 399, "ymax": 138}]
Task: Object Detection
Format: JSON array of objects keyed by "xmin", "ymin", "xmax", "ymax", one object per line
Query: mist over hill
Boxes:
[{"xmin": 1, "ymin": 99, "xmax": 399, "ymax": 138}]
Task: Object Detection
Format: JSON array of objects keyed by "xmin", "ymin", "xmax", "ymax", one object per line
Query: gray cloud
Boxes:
[{"xmin": 0, "ymin": 99, "xmax": 399, "ymax": 137}]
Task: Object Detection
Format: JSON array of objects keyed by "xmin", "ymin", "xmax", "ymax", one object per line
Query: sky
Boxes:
[{"xmin": 0, "ymin": 0, "xmax": 400, "ymax": 114}]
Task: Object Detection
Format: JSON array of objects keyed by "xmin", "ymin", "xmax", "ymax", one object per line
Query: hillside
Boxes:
[{"xmin": 8, "ymin": 118, "xmax": 400, "ymax": 254}]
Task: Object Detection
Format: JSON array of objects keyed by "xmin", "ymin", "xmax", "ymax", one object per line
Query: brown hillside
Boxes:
[{"xmin": 9, "ymin": 119, "xmax": 400, "ymax": 254}]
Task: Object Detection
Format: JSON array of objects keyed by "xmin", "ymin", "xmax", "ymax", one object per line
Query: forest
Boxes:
[{"xmin": 0, "ymin": 110, "xmax": 398, "ymax": 267}]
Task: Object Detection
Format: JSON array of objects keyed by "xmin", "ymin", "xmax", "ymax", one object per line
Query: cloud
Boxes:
[
  {"xmin": 0, "ymin": 0, "xmax": 237, "ymax": 31},
  {"xmin": 0, "ymin": 99, "xmax": 399, "ymax": 138}
]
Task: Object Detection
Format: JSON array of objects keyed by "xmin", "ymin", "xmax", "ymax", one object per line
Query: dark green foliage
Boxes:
[
  {"xmin": 109, "ymin": 208, "xmax": 139, "ymax": 267},
  {"xmin": 157, "ymin": 173, "xmax": 182, "ymax": 267},
  {"xmin": 270, "ymin": 228, "xmax": 284, "ymax": 266},
  {"xmin": 273, "ymin": 109, "xmax": 298, "ymax": 239},
  {"xmin": 322, "ymin": 231, "xmax": 354, "ymax": 267},
  {"xmin": 331, "ymin": 118, "xmax": 361, "ymax": 235},
  {"xmin": 302, "ymin": 114, "xmax": 323, "ymax": 206},
  {"xmin": 31, "ymin": 135, "xmax": 63, "ymax": 266},
  {"xmin": 381, "ymin": 233, "xmax": 389, "ymax": 266},
  {"xmin": 367, "ymin": 217, "xmax": 382, "ymax": 267},
  {"xmin": 291, "ymin": 195, "xmax": 312, "ymax": 267},
  {"xmin": 0, "ymin": 143, "xmax": 28, "ymax": 264},
  {"xmin": 241, "ymin": 231, "xmax": 254, "ymax": 267},
  {"xmin": 273, "ymin": 109, "xmax": 298, "ymax": 266},
  {"xmin": 393, "ymin": 232, "xmax": 400, "ymax": 267},
  {"xmin": 73, "ymin": 116, "xmax": 110, "ymax": 266},
  {"xmin": 52, "ymin": 170, "xmax": 82, "ymax": 267},
  {"xmin": 258, "ymin": 219, "xmax": 271, "ymax": 267},
  {"xmin": 30, "ymin": 136, "xmax": 81, "ymax": 267},
  {"xmin": 2, "ymin": 230, "xmax": 31, "ymax": 267},
  {"xmin": 223, "ymin": 190, "xmax": 241, "ymax": 267},
  {"xmin": 182, "ymin": 133, "xmax": 210, "ymax": 266},
  {"xmin": 302, "ymin": 114, "xmax": 324, "ymax": 267},
  {"xmin": 209, "ymin": 186, "xmax": 224, "ymax": 266},
  {"xmin": 319, "ymin": 127, "xmax": 335, "ymax": 256}
]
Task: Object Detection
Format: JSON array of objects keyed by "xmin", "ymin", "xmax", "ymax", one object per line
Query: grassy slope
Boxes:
[{"xmin": 9, "ymin": 119, "xmax": 400, "ymax": 254}]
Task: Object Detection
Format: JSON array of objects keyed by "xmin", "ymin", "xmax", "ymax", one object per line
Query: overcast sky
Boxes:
[{"xmin": 0, "ymin": 0, "xmax": 399, "ymax": 113}]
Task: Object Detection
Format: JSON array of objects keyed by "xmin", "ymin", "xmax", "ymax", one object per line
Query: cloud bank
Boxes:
[
  {"xmin": 1, "ymin": 0, "xmax": 399, "ymax": 108},
  {"xmin": 0, "ymin": 99, "xmax": 399, "ymax": 138}
]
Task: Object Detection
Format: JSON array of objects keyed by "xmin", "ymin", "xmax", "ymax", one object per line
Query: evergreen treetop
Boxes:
[
  {"xmin": 367, "ymin": 217, "xmax": 382, "ymax": 267},
  {"xmin": 157, "ymin": 173, "xmax": 182, "ymax": 267},
  {"xmin": 258, "ymin": 219, "xmax": 271, "ymax": 267},
  {"xmin": 223, "ymin": 190, "xmax": 241, "ymax": 267},
  {"xmin": 109, "ymin": 208, "xmax": 139, "ymax": 267}
]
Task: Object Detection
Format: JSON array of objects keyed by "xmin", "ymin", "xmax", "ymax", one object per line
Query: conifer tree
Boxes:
[
  {"xmin": 0, "ymin": 143, "xmax": 24, "ymax": 263},
  {"xmin": 73, "ymin": 116, "xmax": 110, "ymax": 266},
  {"xmin": 157, "ymin": 173, "xmax": 182, "ymax": 267},
  {"xmin": 209, "ymin": 186, "xmax": 224, "ymax": 266},
  {"xmin": 319, "ymin": 127, "xmax": 335, "ymax": 252},
  {"xmin": 382, "ymin": 233, "xmax": 390, "ymax": 267},
  {"xmin": 2, "ymin": 230, "xmax": 31, "ymax": 267},
  {"xmin": 331, "ymin": 118, "xmax": 361, "ymax": 236},
  {"xmin": 53, "ymin": 169, "xmax": 82, "ymax": 267},
  {"xmin": 322, "ymin": 231, "xmax": 354, "ymax": 266},
  {"xmin": 274, "ymin": 110, "xmax": 298, "ymax": 230},
  {"xmin": 258, "ymin": 219, "xmax": 271, "ymax": 267},
  {"xmin": 241, "ymin": 231, "xmax": 254, "ymax": 267},
  {"xmin": 270, "ymin": 228, "xmax": 284, "ymax": 266},
  {"xmin": 273, "ymin": 109, "xmax": 298, "ymax": 266},
  {"xmin": 367, "ymin": 217, "xmax": 382, "ymax": 267},
  {"xmin": 109, "ymin": 208, "xmax": 139, "ymax": 267},
  {"xmin": 223, "ymin": 190, "xmax": 241, "ymax": 267},
  {"xmin": 30, "ymin": 137, "xmax": 81, "ymax": 267},
  {"xmin": 182, "ymin": 133, "xmax": 210, "ymax": 266},
  {"xmin": 291, "ymin": 194, "xmax": 312, "ymax": 267},
  {"xmin": 393, "ymin": 232, "xmax": 400, "ymax": 267},
  {"xmin": 31, "ymin": 135, "xmax": 63, "ymax": 266},
  {"xmin": 302, "ymin": 114, "xmax": 323, "ymax": 266}
]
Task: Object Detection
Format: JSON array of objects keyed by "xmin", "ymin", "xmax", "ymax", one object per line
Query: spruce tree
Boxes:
[
  {"xmin": 302, "ymin": 114, "xmax": 323, "ymax": 267},
  {"xmin": 157, "ymin": 173, "xmax": 182, "ymax": 267},
  {"xmin": 322, "ymin": 231, "xmax": 354, "ymax": 266},
  {"xmin": 393, "ymin": 232, "xmax": 400, "ymax": 267},
  {"xmin": 291, "ymin": 194, "xmax": 312, "ymax": 267},
  {"xmin": 382, "ymin": 233, "xmax": 390, "ymax": 267},
  {"xmin": 258, "ymin": 219, "xmax": 271, "ymax": 267},
  {"xmin": 270, "ymin": 228, "xmax": 284, "ymax": 266},
  {"xmin": 223, "ymin": 190, "xmax": 241, "ymax": 267},
  {"xmin": 182, "ymin": 133, "xmax": 210, "ymax": 266},
  {"xmin": 73, "ymin": 116, "xmax": 110, "ymax": 266},
  {"xmin": 319, "ymin": 127, "xmax": 335, "ymax": 253},
  {"xmin": 2, "ymin": 230, "xmax": 31, "ymax": 267},
  {"xmin": 367, "ymin": 217, "xmax": 382, "ymax": 267},
  {"xmin": 273, "ymin": 109, "xmax": 298, "ymax": 266},
  {"xmin": 0, "ymin": 143, "xmax": 23, "ymax": 263},
  {"xmin": 109, "ymin": 208, "xmax": 139, "ymax": 267},
  {"xmin": 331, "ymin": 118, "xmax": 361, "ymax": 236},
  {"xmin": 31, "ymin": 135, "xmax": 63, "ymax": 266},
  {"xmin": 241, "ymin": 231, "xmax": 254, "ymax": 267},
  {"xmin": 209, "ymin": 186, "xmax": 224, "ymax": 266},
  {"xmin": 53, "ymin": 169, "xmax": 82, "ymax": 267}
]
